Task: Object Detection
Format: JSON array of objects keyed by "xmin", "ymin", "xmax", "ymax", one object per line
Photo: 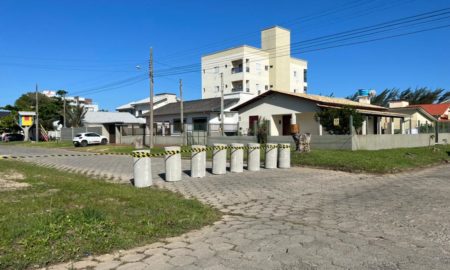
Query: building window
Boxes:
[
  {"xmin": 203, "ymin": 69, "xmax": 205, "ymax": 73},
  {"xmin": 214, "ymin": 66, "xmax": 219, "ymax": 74},
  {"xmin": 215, "ymin": 86, "xmax": 220, "ymax": 92},
  {"xmin": 246, "ymin": 59, "xmax": 249, "ymax": 63},
  {"xmin": 225, "ymin": 84, "xmax": 228, "ymax": 88},
  {"xmin": 173, "ymin": 118, "xmax": 186, "ymax": 133},
  {"xmin": 293, "ymin": 70, "xmax": 297, "ymax": 77},
  {"xmin": 265, "ymin": 65, "xmax": 268, "ymax": 71},
  {"xmin": 258, "ymin": 90, "xmax": 261, "ymax": 95},
  {"xmin": 256, "ymin": 84, "xmax": 261, "ymax": 93},
  {"xmin": 265, "ymin": 85, "xmax": 268, "ymax": 90},
  {"xmin": 304, "ymin": 69, "xmax": 307, "ymax": 83},
  {"xmin": 304, "ymin": 86, "xmax": 307, "ymax": 93},
  {"xmin": 270, "ymin": 85, "xmax": 273, "ymax": 89},
  {"xmin": 203, "ymin": 88, "xmax": 205, "ymax": 92},
  {"xmin": 293, "ymin": 89, "xmax": 297, "ymax": 93},
  {"xmin": 225, "ymin": 64, "xmax": 228, "ymax": 68}
]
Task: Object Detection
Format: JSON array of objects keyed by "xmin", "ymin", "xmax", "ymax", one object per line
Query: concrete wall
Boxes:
[
  {"xmin": 207, "ymin": 136, "xmax": 257, "ymax": 146},
  {"xmin": 268, "ymin": 135, "xmax": 353, "ymax": 150},
  {"xmin": 352, "ymin": 134, "xmax": 440, "ymax": 150}
]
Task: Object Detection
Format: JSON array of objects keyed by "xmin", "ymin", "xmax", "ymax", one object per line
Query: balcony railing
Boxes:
[
  {"xmin": 231, "ymin": 67, "xmax": 243, "ymax": 74},
  {"xmin": 232, "ymin": 87, "xmax": 243, "ymax": 92}
]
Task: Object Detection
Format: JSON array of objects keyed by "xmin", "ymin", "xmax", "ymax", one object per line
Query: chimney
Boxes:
[{"xmin": 388, "ymin": 100, "xmax": 409, "ymax": 108}]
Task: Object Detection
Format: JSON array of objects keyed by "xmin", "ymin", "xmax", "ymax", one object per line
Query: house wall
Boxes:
[{"xmin": 238, "ymin": 93, "xmax": 319, "ymax": 136}]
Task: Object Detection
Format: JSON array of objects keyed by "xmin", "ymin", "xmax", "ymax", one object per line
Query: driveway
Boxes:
[{"xmin": 1, "ymin": 145, "xmax": 449, "ymax": 269}]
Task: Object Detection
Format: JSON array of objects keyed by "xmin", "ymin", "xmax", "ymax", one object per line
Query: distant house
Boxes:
[
  {"xmin": 143, "ymin": 97, "xmax": 240, "ymax": 136},
  {"xmin": 408, "ymin": 103, "xmax": 450, "ymax": 122},
  {"xmin": 233, "ymin": 90, "xmax": 407, "ymax": 136},
  {"xmin": 83, "ymin": 111, "xmax": 145, "ymax": 143},
  {"xmin": 388, "ymin": 101, "xmax": 439, "ymax": 133},
  {"xmin": 116, "ymin": 93, "xmax": 178, "ymax": 118}
]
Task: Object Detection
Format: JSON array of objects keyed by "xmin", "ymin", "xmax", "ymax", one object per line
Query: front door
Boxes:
[
  {"xmin": 108, "ymin": 125, "xmax": 116, "ymax": 144},
  {"xmin": 282, "ymin": 115, "xmax": 292, "ymax": 135},
  {"xmin": 249, "ymin": 116, "xmax": 259, "ymax": 135}
]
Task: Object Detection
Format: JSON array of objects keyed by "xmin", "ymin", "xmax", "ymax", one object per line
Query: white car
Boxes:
[{"xmin": 73, "ymin": 132, "xmax": 108, "ymax": 147}]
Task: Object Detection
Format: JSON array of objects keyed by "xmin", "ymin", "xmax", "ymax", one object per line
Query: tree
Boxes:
[
  {"xmin": 346, "ymin": 87, "xmax": 448, "ymax": 106},
  {"xmin": 66, "ymin": 103, "xmax": 87, "ymax": 128},
  {"xmin": 316, "ymin": 107, "xmax": 363, "ymax": 135}
]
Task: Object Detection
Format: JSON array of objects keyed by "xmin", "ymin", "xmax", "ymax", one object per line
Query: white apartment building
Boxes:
[
  {"xmin": 201, "ymin": 26, "xmax": 308, "ymax": 99},
  {"xmin": 42, "ymin": 90, "xmax": 99, "ymax": 112}
]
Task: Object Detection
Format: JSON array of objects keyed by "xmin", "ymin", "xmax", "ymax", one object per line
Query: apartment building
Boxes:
[
  {"xmin": 201, "ymin": 26, "xmax": 308, "ymax": 99},
  {"xmin": 42, "ymin": 90, "xmax": 99, "ymax": 112}
]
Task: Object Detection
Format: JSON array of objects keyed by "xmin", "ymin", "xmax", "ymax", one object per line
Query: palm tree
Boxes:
[{"xmin": 66, "ymin": 104, "xmax": 87, "ymax": 128}]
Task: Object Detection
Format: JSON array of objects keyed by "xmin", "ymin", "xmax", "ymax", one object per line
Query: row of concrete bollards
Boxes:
[{"xmin": 133, "ymin": 143, "xmax": 290, "ymax": 187}]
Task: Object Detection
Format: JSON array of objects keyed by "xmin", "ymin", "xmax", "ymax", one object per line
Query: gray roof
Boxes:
[
  {"xmin": 84, "ymin": 111, "xmax": 145, "ymax": 124},
  {"xmin": 145, "ymin": 98, "xmax": 239, "ymax": 116}
]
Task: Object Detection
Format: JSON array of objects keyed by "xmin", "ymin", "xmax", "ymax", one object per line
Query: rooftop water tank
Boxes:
[{"xmin": 358, "ymin": 89, "xmax": 369, "ymax": 96}]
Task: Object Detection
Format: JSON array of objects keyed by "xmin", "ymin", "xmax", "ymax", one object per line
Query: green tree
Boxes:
[
  {"xmin": 316, "ymin": 107, "xmax": 363, "ymax": 135},
  {"xmin": 66, "ymin": 103, "xmax": 87, "ymax": 128}
]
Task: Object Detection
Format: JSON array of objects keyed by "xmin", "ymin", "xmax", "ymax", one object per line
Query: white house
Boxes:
[
  {"xmin": 116, "ymin": 93, "xmax": 178, "ymax": 117},
  {"xmin": 233, "ymin": 90, "xmax": 407, "ymax": 136},
  {"xmin": 83, "ymin": 111, "xmax": 145, "ymax": 143},
  {"xmin": 201, "ymin": 26, "xmax": 308, "ymax": 100}
]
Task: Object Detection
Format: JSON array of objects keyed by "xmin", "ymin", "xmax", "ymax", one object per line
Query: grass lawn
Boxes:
[
  {"xmin": 0, "ymin": 160, "xmax": 220, "ymax": 270},
  {"xmin": 292, "ymin": 145, "xmax": 450, "ymax": 173}
]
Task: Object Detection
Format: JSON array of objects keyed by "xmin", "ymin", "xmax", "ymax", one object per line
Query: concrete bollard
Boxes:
[
  {"xmin": 191, "ymin": 145, "xmax": 206, "ymax": 178},
  {"xmin": 265, "ymin": 143, "xmax": 278, "ymax": 169},
  {"xmin": 247, "ymin": 143, "xmax": 260, "ymax": 171},
  {"xmin": 133, "ymin": 150, "xmax": 152, "ymax": 187},
  {"xmin": 230, "ymin": 143, "xmax": 244, "ymax": 173},
  {"xmin": 212, "ymin": 143, "xmax": 227, "ymax": 175},
  {"xmin": 164, "ymin": 146, "xmax": 181, "ymax": 182},
  {"xmin": 278, "ymin": 143, "xmax": 291, "ymax": 169}
]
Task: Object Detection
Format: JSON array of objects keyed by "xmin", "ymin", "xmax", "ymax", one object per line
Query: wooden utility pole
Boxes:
[
  {"xmin": 220, "ymin": 73, "xmax": 224, "ymax": 136},
  {"xmin": 63, "ymin": 94, "xmax": 66, "ymax": 128},
  {"xmin": 149, "ymin": 47, "xmax": 154, "ymax": 148},
  {"xmin": 35, "ymin": 84, "xmax": 39, "ymax": 143},
  {"xmin": 179, "ymin": 79, "xmax": 183, "ymax": 137}
]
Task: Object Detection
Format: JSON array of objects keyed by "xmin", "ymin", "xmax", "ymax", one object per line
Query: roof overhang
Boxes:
[{"xmin": 318, "ymin": 104, "xmax": 407, "ymax": 118}]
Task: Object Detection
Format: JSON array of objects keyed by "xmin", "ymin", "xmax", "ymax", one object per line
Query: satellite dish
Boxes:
[{"xmin": 369, "ymin": 89, "xmax": 376, "ymax": 97}]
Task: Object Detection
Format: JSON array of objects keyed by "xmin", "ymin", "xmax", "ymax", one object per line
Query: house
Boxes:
[
  {"xmin": 408, "ymin": 103, "xmax": 450, "ymax": 122},
  {"xmin": 201, "ymin": 26, "xmax": 308, "ymax": 100},
  {"xmin": 83, "ymin": 111, "xmax": 145, "ymax": 143},
  {"xmin": 388, "ymin": 101, "xmax": 438, "ymax": 134},
  {"xmin": 233, "ymin": 90, "xmax": 407, "ymax": 136},
  {"xmin": 143, "ymin": 97, "xmax": 240, "ymax": 136},
  {"xmin": 116, "ymin": 93, "xmax": 178, "ymax": 117}
]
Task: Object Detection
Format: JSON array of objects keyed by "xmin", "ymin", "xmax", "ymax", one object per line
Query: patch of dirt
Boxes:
[{"xmin": 0, "ymin": 170, "xmax": 30, "ymax": 191}]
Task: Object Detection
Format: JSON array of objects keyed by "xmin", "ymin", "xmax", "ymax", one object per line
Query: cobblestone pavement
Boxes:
[{"xmin": 1, "ymin": 146, "xmax": 450, "ymax": 269}]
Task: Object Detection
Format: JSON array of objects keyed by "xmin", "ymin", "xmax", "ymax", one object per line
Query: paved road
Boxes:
[{"xmin": 1, "ymin": 145, "xmax": 450, "ymax": 269}]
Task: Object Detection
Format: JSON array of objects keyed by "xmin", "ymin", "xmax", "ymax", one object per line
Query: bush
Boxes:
[{"xmin": 315, "ymin": 107, "xmax": 363, "ymax": 135}]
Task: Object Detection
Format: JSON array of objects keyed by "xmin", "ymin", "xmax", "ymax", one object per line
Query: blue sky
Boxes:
[{"xmin": 1, "ymin": 0, "xmax": 449, "ymax": 111}]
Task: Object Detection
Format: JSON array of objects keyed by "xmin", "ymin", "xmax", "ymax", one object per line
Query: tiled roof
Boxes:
[
  {"xmin": 408, "ymin": 104, "xmax": 450, "ymax": 117},
  {"xmin": 144, "ymin": 98, "xmax": 240, "ymax": 116},
  {"xmin": 234, "ymin": 90, "xmax": 386, "ymax": 111}
]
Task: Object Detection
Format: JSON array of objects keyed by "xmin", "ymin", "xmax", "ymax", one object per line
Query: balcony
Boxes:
[{"xmin": 231, "ymin": 67, "xmax": 243, "ymax": 74}]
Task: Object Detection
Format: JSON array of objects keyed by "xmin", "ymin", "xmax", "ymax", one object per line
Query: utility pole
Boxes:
[
  {"xmin": 220, "ymin": 73, "xmax": 224, "ymax": 136},
  {"xmin": 63, "ymin": 93, "xmax": 66, "ymax": 128},
  {"xmin": 35, "ymin": 84, "xmax": 39, "ymax": 143},
  {"xmin": 179, "ymin": 79, "xmax": 183, "ymax": 138},
  {"xmin": 149, "ymin": 47, "xmax": 154, "ymax": 148}
]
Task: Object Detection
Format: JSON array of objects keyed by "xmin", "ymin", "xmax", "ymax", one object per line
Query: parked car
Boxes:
[
  {"xmin": 3, "ymin": 133, "xmax": 25, "ymax": 142},
  {"xmin": 73, "ymin": 132, "xmax": 108, "ymax": 147}
]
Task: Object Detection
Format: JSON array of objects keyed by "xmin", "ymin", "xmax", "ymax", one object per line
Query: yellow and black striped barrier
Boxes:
[{"xmin": 1, "ymin": 143, "xmax": 291, "ymax": 160}]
